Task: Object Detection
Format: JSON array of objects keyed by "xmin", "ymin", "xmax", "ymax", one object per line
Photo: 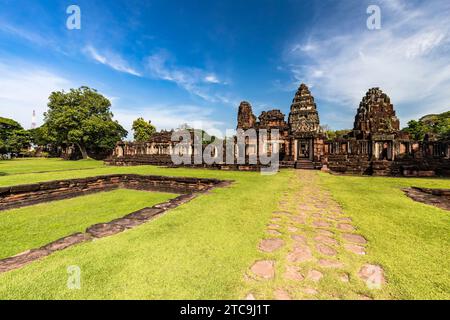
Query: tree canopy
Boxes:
[
  {"xmin": 132, "ymin": 118, "xmax": 156, "ymax": 142},
  {"xmin": 404, "ymin": 111, "xmax": 450, "ymax": 140},
  {"xmin": 0, "ymin": 117, "xmax": 30, "ymax": 155},
  {"xmin": 43, "ymin": 86, "xmax": 127, "ymax": 159}
]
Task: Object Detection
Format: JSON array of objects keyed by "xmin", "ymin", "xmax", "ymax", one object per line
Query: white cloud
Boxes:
[
  {"xmin": 286, "ymin": 0, "xmax": 450, "ymax": 126},
  {"xmin": 112, "ymin": 104, "xmax": 226, "ymax": 139},
  {"xmin": 0, "ymin": 62, "xmax": 72, "ymax": 129},
  {"xmin": 204, "ymin": 75, "xmax": 221, "ymax": 84},
  {"xmin": 145, "ymin": 50, "xmax": 228, "ymax": 103},
  {"xmin": 84, "ymin": 45, "xmax": 142, "ymax": 77}
]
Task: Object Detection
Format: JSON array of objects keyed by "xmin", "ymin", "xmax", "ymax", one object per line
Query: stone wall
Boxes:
[{"xmin": 0, "ymin": 174, "xmax": 230, "ymax": 211}]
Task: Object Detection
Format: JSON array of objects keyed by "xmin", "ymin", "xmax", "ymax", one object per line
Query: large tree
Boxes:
[
  {"xmin": 132, "ymin": 117, "xmax": 156, "ymax": 142},
  {"xmin": 0, "ymin": 117, "xmax": 30, "ymax": 155},
  {"xmin": 44, "ymin": 86, "xmax": 127, "ymax": 159}
]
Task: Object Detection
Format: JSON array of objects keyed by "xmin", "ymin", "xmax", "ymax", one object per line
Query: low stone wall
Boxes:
[
  {"xmin": 327, "ymin": 155, "xmax": 450, "ymax": 177},
  {"xmin": 403, "ymin": 187, "xmax": 450, "ymax": 211},
  {"xmin": 0, "ymin": 174, "xmax": 230, "ymax": 211}
]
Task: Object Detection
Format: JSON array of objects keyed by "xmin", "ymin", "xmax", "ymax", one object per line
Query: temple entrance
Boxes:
[{"xmin": 297, "ymin": 139, "xmax": 312, "ymax": 160}]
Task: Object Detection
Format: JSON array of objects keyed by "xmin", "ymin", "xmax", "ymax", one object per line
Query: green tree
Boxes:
[
  {"xmin": 404, "ymin": 120, "xmax": 428, "ymax": 140},
  {"xmin": 44, "ymin": 86, "xmax": 127, "ymax": 159},
  {"xmin": 132, "ymin": 118, "xmax": 156, "ymax": 142},
  {"xmin": 0, "ymin": 117, "xmax": 31, "ymax": 154}
]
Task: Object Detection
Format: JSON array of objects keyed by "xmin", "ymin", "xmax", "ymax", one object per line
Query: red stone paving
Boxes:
[
  {"xmin": 342, "ymin": 233, "xmax": 367, "ymax": 244},
  {"xmin": 284, "ymin": 265, "xmax": 304, "ymax": 281},
  {"xmin": 307, "ymin": 270, "xmax": 323, "ymax": 282},
  {"xmin": 245, "ymin": 170, "xmax": 385, "ymax": 299},
  {"xmin": 287, "ymin": 245, "xmax": 313, "ymax": 263},
  {"xmin": 358, "ymin": 264, "xmax": 385, "ymax": 289},
  {"xmin": 314, "ymin": 235, "xmax": 338, "ymax": 246},
  {"xmin": 274, "ymin": 288, "xmax": 291, "ymax": 300},
  {"xmin": 316, "ymin": 244, "xmax": 337, "ymax": 256},
  {"xmin": 250, "ymin": 260, "xmax": 275, "ymax": 279},
  {"xmin": 344, "ymin": 244, "xmax": 366, "ymax": 255},
  {"xmin": 259, "ymin": 239, "xmax": 284, "ymax": 253},
  {"xmin": 318, "ymin": 259, "xmax": 344, "ymax": 268},
  {"xmin": 337, "ymin": 223, "xmax": 356, "ymax": 231}
]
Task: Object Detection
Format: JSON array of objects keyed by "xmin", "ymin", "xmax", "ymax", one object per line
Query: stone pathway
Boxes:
[{"xmin": 245, "ymin": 170, "xmax": 387, "ymax": 300}]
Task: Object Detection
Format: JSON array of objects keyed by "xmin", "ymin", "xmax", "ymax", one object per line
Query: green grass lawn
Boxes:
[
  {"xmin": 0, "ymin": 158, "xmax": 448, "ymax": 299},
  {"xmin": 318, "ymin": 173, "xmax": 450, "ymax": 300},
  {"xmin": 0, "ymin": 158, "xmax": 103, "ymax": 176},
  {"xmin": 0, "ymin": 160, "xmax": 293, "ymax": 299},
  {"xmin": 0, "ymin": 189, "xmax": 177, "ymax": 260}
]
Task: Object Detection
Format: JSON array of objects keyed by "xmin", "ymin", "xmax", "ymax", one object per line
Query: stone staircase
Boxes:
[{"xmin": 295, "ymin": 159, "xmax": 315, "ymax": 170}]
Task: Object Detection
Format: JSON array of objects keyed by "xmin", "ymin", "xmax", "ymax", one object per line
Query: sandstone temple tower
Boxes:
[
  {"xmin": 352, "ymin": 87, "xmax": 400, "ymax": 139},
  {"xmin": 237, "ymin": 101, "xmax": 257, "ymax": 130},
  {"xmin": 288, "ymin": 84, "xmax": 324, "ymax": 168}
]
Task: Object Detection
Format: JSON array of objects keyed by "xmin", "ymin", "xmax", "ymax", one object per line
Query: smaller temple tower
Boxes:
[
  {"xmin": 288, "ymin": 83, "xmax": 320, "ymax": 135},
  {"xmin": 237, "ymin": 101, "xmax": 257, "ymax": 130},
  {"xmin": 288, "ymin": 84, "xmax": 323, "ymax": 167}
]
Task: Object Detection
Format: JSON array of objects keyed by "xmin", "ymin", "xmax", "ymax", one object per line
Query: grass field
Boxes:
[
  {"xmin": 318, "ymin": 173, "xmax": 450, "ymax": 300},
  {"xmin": 0, "ymin": 158, "xmax": 448, "ymax": 299},
  {"xmin": 0, "ymin": 189, "xmax": 177, "ymax": 259},
  {"xmin": 0, "ymin": 158, "xmax": 103, "ymax": 176}
]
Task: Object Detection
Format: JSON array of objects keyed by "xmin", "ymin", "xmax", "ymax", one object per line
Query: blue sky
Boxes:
[{"xmin": 0, "ymin": 0, "xmax": 449, "ymax": 137}]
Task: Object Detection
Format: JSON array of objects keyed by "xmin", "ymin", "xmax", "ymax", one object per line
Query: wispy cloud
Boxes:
[
  {"xmin": 145, "ymin": 50, "xmax": 227, "ymax": 102},
  {"xmin": 285, "ymin": 0, "xmax": 450, "ymax": 126},
  {"xmin": 0, "ymin": 62, "xmax": 72, "ymax": 128},
  {"xmin": 83, "ymin": 45, "xmax": 142, "ymax": 77},
  {"xmin": 112, "ymin": 104, "xmax": 226, "ymax": 139}
]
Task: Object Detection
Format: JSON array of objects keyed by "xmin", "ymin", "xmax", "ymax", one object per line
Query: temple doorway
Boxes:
[{"xmin": 297, "ymin": 139, "xmax": 312, "ymax": 160}]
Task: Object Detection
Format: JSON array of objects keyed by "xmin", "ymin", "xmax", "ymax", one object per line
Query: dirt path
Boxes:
[{"xmin": 244, "ymin": 170, "xmax": 386, "ymax": 300}]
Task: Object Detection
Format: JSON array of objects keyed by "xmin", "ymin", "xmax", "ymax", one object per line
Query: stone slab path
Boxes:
[{"xmin": 245, "ymin": 170, "xmax": 387, "ymax": 300}]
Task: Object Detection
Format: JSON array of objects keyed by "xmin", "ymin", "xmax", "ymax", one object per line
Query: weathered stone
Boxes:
[
  {"xmin": 86, "ymin": 223, "xmax": 125, "ymax": 238},
  {"xmin": 267, "ymin": 229, "xmax": 282, "ymax": 236},
  {"xmin": 287, "ymin": 226, "xmax": 298, "ymax": 233},
  {"xmin": 313, "ymin": 220, "xmax": 331, "ymax": 228},
  {"xmin": 342, "ymin": 233, "xmax": 367, "ymax": 244},
  {"xmin": 273, "ymin": 211, "xmax": 291, "ymax": 216},
  {"xmin": 245, "ymin": 293, "xmax": 256, "ymax": 300},
  {"xmin": 345, "ymin": 244, "xmax": 366, "ymax": 255},
  {"xmin": 291, "ymin": 234, "xmax": 307, "ymax": 244},
  {"xmin": 287, "ymin": 245, "xmax": 313, "ymax": 263},
  {"xmin": 267, "ymin": 224, "xmax": 280, "ymax": 230},
  {"xmin": 291, "ymin": 216, "xmax": 306, "ymax": 224},
  {"xmin": 337, "ymin": 223, "xmax": 356, "ymax": 231},
  {"xmin": 274, "ymin": 288, "xmax": 291, "ymax": 300},
  {"xmin": 314, "ymin": 235, "xmax": 338, "ymax": 246},
  {"xmin": 259, "ymin": 239, "xmax": 284, "ymax": 253},
  {"xmin": 303, "ymin": 288, "xmax": 318, "ymax": 295},
  {"xmin": 317, "ymin": 229, "xmax": 334, "ymax": 237},
  {"xmin": 42, "ymin": 233, "xmax": 91, "ymax": 252},
  {"xmin": 307, "ymin": 270, "xmax": 323, "ymax": 282},
  {"xmin": 251, "ymin": 260, "xmax": 275, "ymax": 279},
  {"xmin": 358, "ymin": 264, "xmax": 385, "ymax": 289},
  {"xmin": 318, "ymin": 259, "xmax": 343, "ymax": 268},
  {"xmin": 284, "ymin": 265, "xmax": 304, "ymax": 281},
  {"xmin": 316, "ymin": 244, "xmax": 337, "ymax": 256}
]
